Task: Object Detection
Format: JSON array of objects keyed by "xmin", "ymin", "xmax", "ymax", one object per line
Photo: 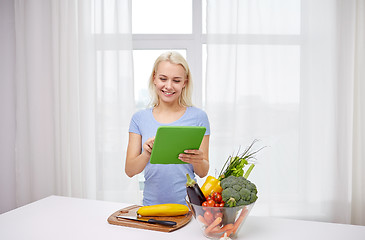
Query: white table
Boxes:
[{"xmin": 0, "ymin": 196, "xmax": 364, "ymax": 240}]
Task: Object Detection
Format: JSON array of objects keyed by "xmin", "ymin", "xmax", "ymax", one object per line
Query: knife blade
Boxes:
[{"xmin": 116, "ymin": 215, "xmax": 177, "ymax": 227}]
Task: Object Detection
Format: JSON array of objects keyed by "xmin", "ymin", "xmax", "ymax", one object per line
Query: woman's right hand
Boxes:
[
  {"xmin": 126, "ymin": 134, "xmax": 155, "ymax": 177},
  {"xmin": 143, "ymin": 137, "xmax": 155, "ymax": 155}
]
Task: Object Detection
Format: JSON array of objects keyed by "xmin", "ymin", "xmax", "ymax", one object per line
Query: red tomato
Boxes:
[
  {"xmin": 202, "ymin": 201, "xmax": 208, "ymax": 211},
  {"xmin": 219, "ymin": 203, "xmax": 225, "ymax": 207},
  {"xmin": 207, "ymin": 199, "xmax": 215, "ymax": 207},
  {"xmin": 213, "ymin": 192, "xmax": 223, "ymax": 203}
]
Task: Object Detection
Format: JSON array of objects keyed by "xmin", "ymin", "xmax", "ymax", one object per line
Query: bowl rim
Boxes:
[{"xmin": 185, "ymin": 195, "xmax": 255, "ymax": 209}]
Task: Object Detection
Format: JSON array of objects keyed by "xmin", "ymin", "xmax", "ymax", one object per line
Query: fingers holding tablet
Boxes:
[
  {"xmin": 178, "ymin": 149, "xmax": 203, "ymax": 164},
  {"xmin": 143, "ymin": 137, "xmax": 155, "ymax": 155}
]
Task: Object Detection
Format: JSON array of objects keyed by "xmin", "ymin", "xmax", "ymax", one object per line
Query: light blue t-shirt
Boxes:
[{"xmin": 129, "ymin": 106, "xmax": 210, "ymax": 206}]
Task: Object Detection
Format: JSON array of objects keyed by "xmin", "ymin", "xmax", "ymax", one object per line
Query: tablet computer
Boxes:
[{"xmin": 150, "ymin": 126, "xmax": 206, "ymax": 164}]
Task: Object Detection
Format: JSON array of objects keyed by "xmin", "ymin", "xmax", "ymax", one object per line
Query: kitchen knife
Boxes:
[{"xmin": 116, "ymin": 215, "xmax": 177, "ymax": 227}]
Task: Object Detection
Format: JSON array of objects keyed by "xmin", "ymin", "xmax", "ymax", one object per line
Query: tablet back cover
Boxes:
[{"xmin": 150, "ymin": 126, "xmax": 206, "ymax": 164}]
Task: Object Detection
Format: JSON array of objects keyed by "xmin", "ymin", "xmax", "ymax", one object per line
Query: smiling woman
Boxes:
[{"xmin": 125, "ymin": 51, "xmax": 210, "ymax": 206}]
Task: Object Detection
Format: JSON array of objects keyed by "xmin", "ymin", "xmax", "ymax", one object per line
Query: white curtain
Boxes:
[
  {"xmin": 206, "ymin": 0, "xmax": 365, "ymax": 225},
  {"xmin": 14, "ymin": 0, "xmax": 140, "ymax": 207}
]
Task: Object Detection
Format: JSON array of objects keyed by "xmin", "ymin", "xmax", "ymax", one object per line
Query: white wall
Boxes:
[{"xmin": 0, "ymin": 0, "xmax": 16, "ymax": 214}]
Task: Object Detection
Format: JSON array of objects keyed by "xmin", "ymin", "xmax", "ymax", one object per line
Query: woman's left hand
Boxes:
[
  {"xmin": 178, "ymin": 149, "xmax": 204, "ymax": 165},
  {"xmin": 180, "ymin": 135, "xmax": 209, "ymax": 178}
]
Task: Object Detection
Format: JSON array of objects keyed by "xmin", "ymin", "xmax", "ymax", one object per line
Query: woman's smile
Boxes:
[{"xmin": 162, "ymin": 89, "xmax": 175, "ymax": 96}]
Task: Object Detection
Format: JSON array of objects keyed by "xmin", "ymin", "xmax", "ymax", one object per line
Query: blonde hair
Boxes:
[{"xmin": 148, "ymin": 51, "xmax": 193, "ymax": 107}]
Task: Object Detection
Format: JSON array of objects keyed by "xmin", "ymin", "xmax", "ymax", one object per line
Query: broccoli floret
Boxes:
[
  {"xmin": 245, "ymin": 181, "xmax": 258, "ymax": 194},
  {"xmin": 232, "ymin": 184, "xmax": 242, "ymax": 191},
  {"xmin": 239, "ymin": 188, "xmax": 251, "ymax": 201},
  {"xmin": 237, "ymin": 199, "xmax": 250, "ymax": 206},
  {"xmin": 220, "ymin": 175, "xmax": 236, "ymax": 189},
  {"xmin": 220, "ymin": 175, "xmax": 258, "ymax": 207},
  {"xmin": 222, "ymin": 187, "xmax": 240, "ymax": 203}
]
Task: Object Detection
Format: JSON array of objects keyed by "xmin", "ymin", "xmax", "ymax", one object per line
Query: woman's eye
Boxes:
[
  {"xmin": 160, "ymin": 78, "xmax": 167, "ymax": 81},
  {"xmin": 173, "ymin": 80, "xmax": 181, "ymax": 83}
]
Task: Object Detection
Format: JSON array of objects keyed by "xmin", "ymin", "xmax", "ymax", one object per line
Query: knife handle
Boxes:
[{"xmin": 147, "ymin": 219, "xmax": 177, "ymax": 227}]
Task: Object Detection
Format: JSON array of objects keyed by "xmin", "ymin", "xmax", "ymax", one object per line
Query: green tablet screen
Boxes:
[{"xmin": 150, "ymin": 126, "xmax": 206, "ymax": 164}]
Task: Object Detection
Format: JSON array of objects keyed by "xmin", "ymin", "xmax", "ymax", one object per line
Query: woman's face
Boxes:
[{"xmin": 153, "ymin": 61, "xmax": 187, "ymax": 105}]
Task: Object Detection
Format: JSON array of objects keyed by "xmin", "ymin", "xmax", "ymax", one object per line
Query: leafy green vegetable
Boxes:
[
  {"xmin": 220, "ymin": 175, "xmax": 258, "ymax": 207},
  {"xmin": 218, "ymin": 139, "xmax": 264, "ymax": 181}
]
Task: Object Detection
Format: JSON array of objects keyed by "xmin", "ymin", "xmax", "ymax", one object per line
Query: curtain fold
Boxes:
[
  {"xmin": 14, "ymin": 0, "xmax": 140, "ymax": 207},
  {"xmin": 352, "ymin": 0, "xmax": 365, "ymax": 225},
  {"xmin": 206, "ymin": 0, "xmax": 364, "ymax": 225},
  {"xmin": 14, "ymin": 0, "xmax": 55, "ymax": 206}
]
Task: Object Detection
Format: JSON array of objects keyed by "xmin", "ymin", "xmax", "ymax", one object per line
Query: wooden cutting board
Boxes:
[{"xmin": 107, "ymin": 205, "xmax": 192, "ymax": 232}]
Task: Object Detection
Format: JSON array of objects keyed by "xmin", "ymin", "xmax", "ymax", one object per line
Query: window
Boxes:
[
  {"xmin": 93, "ymin": 0, "xmax": 303, "ymax": 194},
  {"xmin": 132, "ymin": 0, "xmax": 206, "ymax": 109}
]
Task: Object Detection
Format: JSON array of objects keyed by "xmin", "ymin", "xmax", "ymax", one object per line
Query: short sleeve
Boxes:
[
  {"xmin": 129, "ymin": 112, "xmax": 141, "ymax": 135},
  {"xmin": 189, "ymin": 107, "xmax": 210, "ymax": 135},
  {"xmin": 200, "ymin": 111, "xmax": 210, "ymax": 135}
]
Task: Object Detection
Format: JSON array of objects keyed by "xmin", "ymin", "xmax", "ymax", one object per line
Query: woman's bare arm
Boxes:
[{"xmin": 125, "ymin": 133, "xmax": 154, "ymax": 177}]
